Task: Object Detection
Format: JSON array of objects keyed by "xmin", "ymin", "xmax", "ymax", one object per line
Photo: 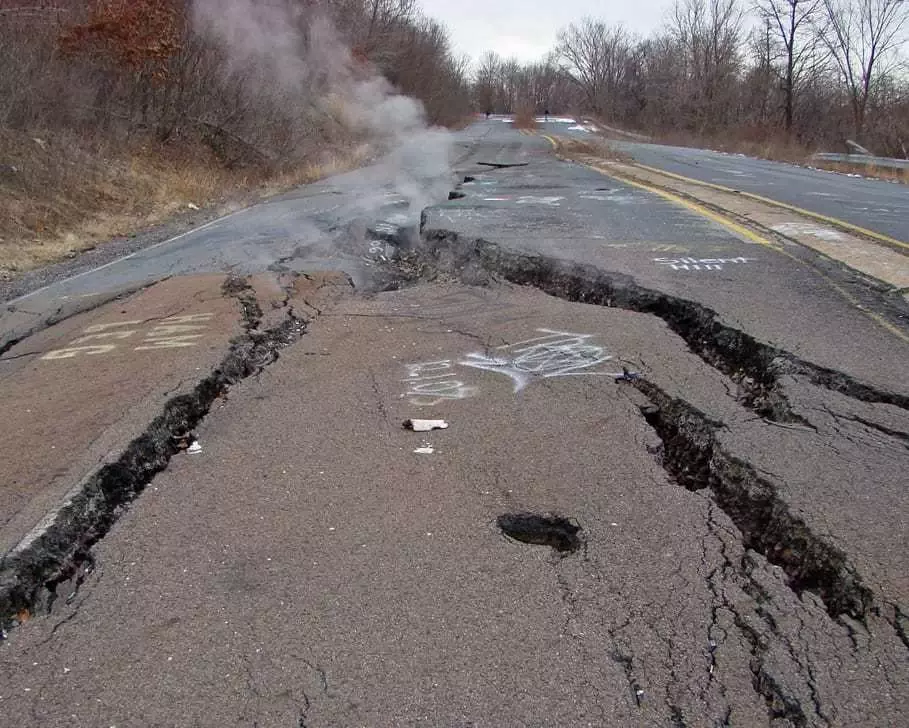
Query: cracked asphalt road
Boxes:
[{"xmin": 1, "ymin": 120, "xmax": 908, "ymax": 726}]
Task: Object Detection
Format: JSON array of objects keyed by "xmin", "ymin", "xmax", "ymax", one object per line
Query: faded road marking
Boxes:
[
  {"xmin": 42, "ymin": 313, "xmax": 215, "ymax": 360},
  {"xmin": 654, "ymin": 256, "xmax": 753, "ymax": 271},
  {"xmin": 772, "ymin": 223, "xmax": 845, "ymax": 241}
]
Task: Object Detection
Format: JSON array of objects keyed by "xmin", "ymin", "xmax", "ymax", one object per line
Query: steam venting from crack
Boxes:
[{"xmin": 190, "ymin": 0, "xmax": 453, "ymax": 276}]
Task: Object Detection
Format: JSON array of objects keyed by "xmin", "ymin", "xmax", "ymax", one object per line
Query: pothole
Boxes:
[
  {"xmin": 497, "ymin": 513, "xmax": 583, "ymax": 553},
  {"xmin": 477, "ymin": 162, "xmax": 530, "ymax": 169},
  {"xmin": 393, "ymin": 231, "xmax": 889, "ymax": 622}
]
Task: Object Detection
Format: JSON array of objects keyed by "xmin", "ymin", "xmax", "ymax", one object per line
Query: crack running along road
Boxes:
[{"xmin": 1, "ymin": 119, "xmax": 907, "ymax": 726}]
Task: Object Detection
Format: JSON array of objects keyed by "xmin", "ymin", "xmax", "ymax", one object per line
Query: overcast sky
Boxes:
[{"xmin": 420, "ymin": 0, "xmax": 672, "ymax": 64}]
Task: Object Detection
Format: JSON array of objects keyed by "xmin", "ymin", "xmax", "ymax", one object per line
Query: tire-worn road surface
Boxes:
[{"xmin": 1, "ymin": 120, "xmax": 908, "ymax": 727}]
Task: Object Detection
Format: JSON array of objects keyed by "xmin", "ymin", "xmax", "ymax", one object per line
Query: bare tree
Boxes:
[
  {"xmin": 363, "ymin": 0, "xmax": 416, "ymax": 53},
  {"xmin": 755, "ymin": 0, "xmax": 823, "ymax": 131},
  {"xmin": 556, "ymin": 18, "xmax": 634, "ymax": 118},
  {"xmin": 817, "ymin": 0, "xmax": 909, "ymax": 139},
  {"xmin": 474, "ymin": 51, "xmax": 502, "ymax": 113},
  {"xmin": 669, "ymin": 0, "xmax": 745, "ymax": 131}
]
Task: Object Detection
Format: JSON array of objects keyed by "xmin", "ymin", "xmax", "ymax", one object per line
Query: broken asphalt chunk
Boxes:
[{"xmin": 403, "ymin": 419, "xmax": 449, "ymax": 432}]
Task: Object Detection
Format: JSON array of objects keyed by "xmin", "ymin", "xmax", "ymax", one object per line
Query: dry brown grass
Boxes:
[
  {"xmin": 643, "ymin": 128, "xmax": 908, "ymax": 184},
  {"xmin": 808, "ymin": 160, "xmax": 908, "ymax": 184},
  {"xmin": 648, "ymin": 128, "xmax": 810, "ymax": 163},
  {"xmin": 0, "ymin": 129, "xmax": 370, "ymax": 279},
  {"xmin": 514, "ymin": 107, "xmax": 538, "ymax": 131},
  {"xmin": 555, "ymin": 136, "xmax": 634, "ymax": 163}
]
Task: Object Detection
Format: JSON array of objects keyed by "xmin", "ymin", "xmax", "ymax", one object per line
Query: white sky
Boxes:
[{"xmin": 420, "ymin": 0, "xmax": 672, "ymax": 65}]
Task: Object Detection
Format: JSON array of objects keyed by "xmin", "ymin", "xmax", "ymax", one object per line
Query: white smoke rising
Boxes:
[
  {"xmin": 191, "ymin": 0, "xmax": 454, "ymax": 220},
  {"xmin": 191, "ymin": 0, "xmax": 311, "ymax": 93}
]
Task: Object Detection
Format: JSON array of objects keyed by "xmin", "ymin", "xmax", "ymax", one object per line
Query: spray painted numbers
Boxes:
[
  {"xmin": 654, "ymin": 256, "xmax": 753, "ymax": 271},
  {"xmin": 460, "ymin": 329, "xmax": 621, "ymax": 392},
  {"xmin": 401, "ymin": 360, "xmax": 477, "ymax": 406},
  {"xmin": 41, "ymin": 313, "xmax": 215, "ymax": 361}
]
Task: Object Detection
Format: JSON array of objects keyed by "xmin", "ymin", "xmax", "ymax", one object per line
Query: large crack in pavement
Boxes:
[
  {"xmin": 0, "ymin": 274, "xmax": 324, "ymax": 632},
  {"xmin": 636, "ymin": 382, "xmax": 870, "ymax": 619},
  {"xmin": 408, "ymin": 225, "xmax": 909, "ymax": 417},
  {"xmin": 389, "ymin": 227, "xmax": 907, "ymax": 642}
]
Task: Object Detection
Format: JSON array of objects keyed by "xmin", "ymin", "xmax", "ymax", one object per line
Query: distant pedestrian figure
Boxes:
[
  {"xmin": 485, "ymin": 110, "xmax": 491, "ymax": 120},
  {"xmin": 544, "ymin": 109, "xmax": 550, "ymax": 122}
]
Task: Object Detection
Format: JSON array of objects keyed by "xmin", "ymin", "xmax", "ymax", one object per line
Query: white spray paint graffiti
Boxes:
[
  {"xmin": 459, "ymin": 329, "xmax": 622, "ymax": 393},
  {"xmin": 402, "ymin": 360, "xmax": 477, "ymax": 406},
  {"xmin": 580, "ymin": 192, "xmax": 638, "ymax": 204},
  {"xmin": 771, "ymin": 222, "xmax": 845, "ymax": 241},
  {"xmin": 654, "ymin": 256, "xmax": 753, "ymax": 271},
  {"xmin": 515, "ymin": 196, "xmax": 564, "ymax": 206}
]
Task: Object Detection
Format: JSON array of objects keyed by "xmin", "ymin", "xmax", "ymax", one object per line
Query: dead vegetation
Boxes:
[
  {"xmin": 472, "ymin": 0, "xmax": 909, "ymax": 161},
  {"xmin": 553, "ymin": 136, "xmax": 633, "ymax": 163},
  {"xmin": 513, "ymin": 106, "xmax": 538, "ymax": 130},
  {"xmin": 0, "ymin": 0, "xmax": 470, "ymax": 279},
  {"xmin": 0, "ymin": 128, "xmax": 370, "ymax": 278},
  {"xmin": 808, "ymin": 160, "xmax": 908, "ymax": 184}
]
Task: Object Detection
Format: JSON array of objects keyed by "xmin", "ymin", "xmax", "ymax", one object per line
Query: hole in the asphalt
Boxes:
[
  {"xmin": 497, "ymin": 513, "xmax": 583, "ymax": 553},
  {"xmin": 448, "ymin": 190, "xmax": 466, "ymax": 200},
  {"xmin": 463, "ymin": 175, "xmax": 476, "ymax": 183},
  {"xmin": 595, "ymin": 187, "xmax": 612, "ymax": 191},
  {"xmin": 477, "ymin": 161, "xmax": 529, "ymax": 169}
]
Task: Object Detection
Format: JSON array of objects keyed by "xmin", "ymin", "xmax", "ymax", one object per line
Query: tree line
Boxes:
[
  {"xmin": 472, "ymin": 0, "xmax": 909, "ymax": 156},
  {"xmin": 0, "ymin": 0, "xmax": 471, "ymax": 166}
]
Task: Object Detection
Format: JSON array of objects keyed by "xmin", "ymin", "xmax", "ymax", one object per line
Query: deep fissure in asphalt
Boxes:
[
  {"xmin": 409, "ymin": 226, "xmax": 909, "ymax": 414},
  {"xmin": 636, "ymin": 379, "xmax": 870, "ymax": 619},
  {"xmin": 394, "ymin": 229, "xmax": 894, "ymax": 623},
  {"xmin": 0, "ymin": 277, "xmax": 311, "ymax": 631}
]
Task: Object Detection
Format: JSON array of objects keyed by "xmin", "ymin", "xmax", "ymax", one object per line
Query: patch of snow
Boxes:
[{"xmin": 772, "ymin": 222, "xmax": 845, "ymax": 241}]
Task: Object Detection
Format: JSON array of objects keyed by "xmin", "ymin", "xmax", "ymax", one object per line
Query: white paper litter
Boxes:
[
  {"xmin": 413, "ymin": 446, "xmax": 435, "ymax": 454},
  {"xmin": 187, "ymin": 442, "xmax": 203, "ymax": 454},
  {"xmin": 404, "ymin": 419, "xmax": 449, "ymax": 432}
]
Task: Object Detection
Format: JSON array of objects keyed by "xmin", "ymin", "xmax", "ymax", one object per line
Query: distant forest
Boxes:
[{"xmin": 471, "ymin": 0, "xmax": 909, "ymax": 156}]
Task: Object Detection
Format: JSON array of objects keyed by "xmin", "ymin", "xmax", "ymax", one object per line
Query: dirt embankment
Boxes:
[{"xmin": 0, "ymin": 129, "xmax": 370, "ymax": 282}]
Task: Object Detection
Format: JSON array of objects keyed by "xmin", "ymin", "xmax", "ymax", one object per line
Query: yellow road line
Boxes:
[
  {"xmin": 631, "ymin": 162, "xmax": 909, "ymax": 252},
  {"xmin": 539, "ymin": 133, "xmax": 907, "ymax": 341},
  {"xmin": 586, "ymin": 162, "xmax": 909, "ymax": 345},
  {"xmin": 587, "ymin": 164, "xmax": 779, "ymax": 250}
]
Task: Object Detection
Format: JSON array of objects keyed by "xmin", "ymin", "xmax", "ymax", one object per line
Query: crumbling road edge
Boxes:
[{"xmin": 0, "ymin": 275, "xmax": 321, "ymax": 633}]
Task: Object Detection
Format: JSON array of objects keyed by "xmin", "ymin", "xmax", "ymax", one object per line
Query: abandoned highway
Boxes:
[{"xmin": 1, "ymin": 119, "xmax": 908, "ymax": 726}]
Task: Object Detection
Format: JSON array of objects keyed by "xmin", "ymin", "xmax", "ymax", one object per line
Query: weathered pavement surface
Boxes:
[
  {"xmin": 541, "ymin": 118, "xmax": 909, "ymax": 243},
  {"xmin": 1, "ymin": 120, "xmax": 908, "ymax": 726}
]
